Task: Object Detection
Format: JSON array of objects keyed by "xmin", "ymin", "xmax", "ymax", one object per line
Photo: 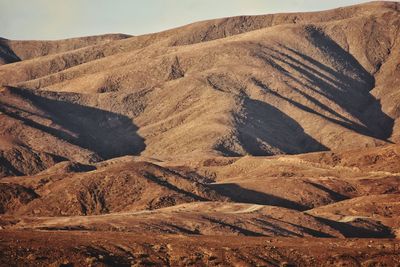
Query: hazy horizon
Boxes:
[{"xmin": 0, "ymin": 0, "xmax": 379, "ymax": 40}]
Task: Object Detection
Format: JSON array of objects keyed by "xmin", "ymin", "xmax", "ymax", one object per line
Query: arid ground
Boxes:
[{"xmin": 1, "ymin": 1, "xmax": 400, "ymax": 266}]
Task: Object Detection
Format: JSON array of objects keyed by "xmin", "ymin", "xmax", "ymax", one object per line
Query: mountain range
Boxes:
[{"xmin": 0, "ymin": 1, "xmax": 400, "ymax": 266}]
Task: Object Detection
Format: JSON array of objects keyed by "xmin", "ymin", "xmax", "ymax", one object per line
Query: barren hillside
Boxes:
[{"xmin": 0, "ymin": 1, "xmax": 399, "ymax": 266}]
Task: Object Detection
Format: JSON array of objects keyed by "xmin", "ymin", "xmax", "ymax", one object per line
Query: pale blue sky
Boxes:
[{"xmin": 0, "ymin": 0, "xmax": 376, "ymax": 40}]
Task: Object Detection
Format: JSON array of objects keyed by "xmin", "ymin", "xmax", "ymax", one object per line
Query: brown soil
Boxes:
[{"xmin": 0, "ymin": 231, "xmax": 399, "ymax": 266}]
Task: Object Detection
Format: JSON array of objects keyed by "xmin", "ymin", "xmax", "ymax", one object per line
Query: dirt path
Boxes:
[{"xmin": 229, "ymin": 204, "xmax": 264, "ymax": 214}]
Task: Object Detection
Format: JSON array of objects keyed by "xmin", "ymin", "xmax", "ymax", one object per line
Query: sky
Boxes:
[{"xmin": 0, "ymin": 0, "xmax": 378, "ymax": 40}]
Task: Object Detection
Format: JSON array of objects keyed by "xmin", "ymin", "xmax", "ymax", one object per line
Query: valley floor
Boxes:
[{"xmin": 1, "ymin": 230, "xmax": 400, "ymax": 266}]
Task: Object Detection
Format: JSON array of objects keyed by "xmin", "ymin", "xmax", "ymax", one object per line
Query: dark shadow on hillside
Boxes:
[
  {"xmin": 210, "ymin": 183, "xmax": 309, "ymax": 211},
  {"xmin": 315, "ymin": 217, "xmax": 395, "ymax": 238},
  {"xmin": 253, "ymin": 27, "xmax": 393, "ymax": 141},
  {"xmin": 203, "ymin": 216, "xmax": 265, "ymax": 236},
  {"xmin": 305, "ymin": 181, "xmax": 349, "ymax": 202},
  {"xmin": 0, "ymin": 157, "xmax": 24, "ymax": 176},
  {"xmin": 236, "ymin": 97, "xmax": 328, "ymax": 156},
  {"xmin": 163, "ymin": 223, "xmax": 201, "ymax": 235},
  {"xmin": 259, "ymin": 217, "xmax": 335, "ymax": 237},
  {"xmin": 0, "ymin": 39, "xmax": 21, "ymax": 64},
  {"xmin": 143, "ymin": 172, "xmax": 208, "ymax": 201},
  {"xmin": 252, "ymin": 218, "xmax": 302, "ymax": 237},
  {"xmin": 5, "ymin": 87, "xmax": 145, "ymax": 159}
]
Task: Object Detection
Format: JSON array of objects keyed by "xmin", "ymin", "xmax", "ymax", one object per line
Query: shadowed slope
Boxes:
[
  {"xmin": 9, "ymin": 87, "xmax": 146, "ymax": 159},
  {"xmin": 0, "ymin": 86, "xmax": 145, "ymax": 177},
  {"xmin": 1, "ymin": 161, "xmax": 226, "ymax": 216}
]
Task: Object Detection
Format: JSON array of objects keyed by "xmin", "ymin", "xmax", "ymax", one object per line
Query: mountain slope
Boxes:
[{"xmin": 0, "ymin": 2, "xmax": 398, "ymax": 176}]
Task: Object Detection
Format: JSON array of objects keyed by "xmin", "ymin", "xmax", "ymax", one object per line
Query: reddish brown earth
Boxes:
[
  {"xmin": 0, "ymin": 1, "xmax": 400, "ymax": 266},
  {"xmin": 1, "ymin": 231, "xmax": 400, "ymax": 267}
]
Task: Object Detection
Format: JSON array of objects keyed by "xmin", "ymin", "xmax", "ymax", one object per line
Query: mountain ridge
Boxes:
[{"xmin": 0, "ymin": 1, "xmax": 399, "ymax": 175}]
